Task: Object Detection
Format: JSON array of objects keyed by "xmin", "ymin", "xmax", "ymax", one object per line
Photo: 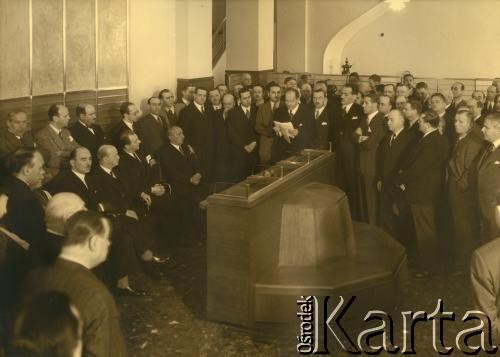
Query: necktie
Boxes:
[
  {"xmin": 389, "ymin": 134, "xmax": 396, "ymax": 147},
  {"xmin": 289, "ymin": 110, "xmax": 293, "ymax": 120},
  {"xmin": 82, "ymin": 174, "xmax": 89, "ymax": 189},
  {"xmin": 201, "ymin": 106, "xmax": 205, "ymax": 115},
  {"xmin": 315, "ymin": 109, "xmax": 320, "ymax": 119},
  {"xmin": 179, "ymin": 146, "xmax": 185, "ymax": 156},
  {"xmin": 110, "ymin": 170, "xmax": 117, "ymax": 179},
  {"xmin": 133, "ymin": 152, "xmax": 141, "ymax": 162},
  {"xmin": 88, "ymin": 126, "xmax": 95, "ymax": 135},
  {"xmin": 245, "ymin": 109, "xmax": 250, "ymax": 119},
  {"xmin": 342, "ymin": 106, "xmax": 347, "ymax": 116}
]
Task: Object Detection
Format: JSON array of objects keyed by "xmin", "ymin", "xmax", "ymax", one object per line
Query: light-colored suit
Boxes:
[
  {"xmin": 35, "ymin": 124, "xmax": 79, "ymax": 179},
  {"xmin": 255, "ymin": 101, "xmax": 280, "ymax": 165}
]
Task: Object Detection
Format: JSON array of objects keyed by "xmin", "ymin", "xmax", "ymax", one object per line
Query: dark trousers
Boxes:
[
  {"xmin": 338, "ymin": 137, "xmax": 360, "ymax": 220},
  {"xmin": 108, "ymin": 216, "xmax": 149, "ymax": 280},
  {"xmin": 449, "ymin": 181, "xmax": 480, "ymax": 271},
  {"xmin": 410, "ymin": 204, "xmax": 438, "ymax": 272},
  {"xmin": 359, "ymin": 173, "xmax": 377, "ymax": 225}
]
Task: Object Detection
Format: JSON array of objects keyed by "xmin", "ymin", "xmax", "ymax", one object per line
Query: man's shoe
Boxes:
[
  {"xmin": 151, "ymin": 255, "xmax": 170, "ymax": 264},
  {"xmin": 115, "ymin": 286, "xmax": 147, "ymax": 298}
]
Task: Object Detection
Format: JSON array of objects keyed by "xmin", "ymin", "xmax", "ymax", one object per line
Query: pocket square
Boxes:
[
  {"xmin": 495, "ymin": 161, "xmax": 500, "ymax": 165},
  {"xmin": 299, "ymin": 123, "xmax": 303, "ymax": 127},
  {"xmin": 321, "ymin": 122, "xmax": 328, "ymax": 126},
  {"xmin": 352, "ymin": 116, "xmax": 358, "ymax": 120}
]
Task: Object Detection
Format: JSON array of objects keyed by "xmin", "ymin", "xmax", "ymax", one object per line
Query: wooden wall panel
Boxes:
[
  {"xmin": 0, "ymin": 0, "xmax": 30, "ymax": 99},
  {"xmin": 32, "ymin": 0, "xmax": 64, "ymax": 95},
  {"xmin": 97, "ymin": 88, "xmax": 127, "ymax": 132},
  {"xmin": 66, "ymin": 0, "xmax": 95, "ymax": 91},
  {"xmin": 65, "ymin": 90, "xmax": 97, "ymax": 126},
  {"xmin": 98, "ymin": 0, "xmax": 127, "ymax": 88},
  {"xmin": 0, "ymin": 98, "xmax": 32, "ymax": 130},
  {"xmin": 176, "ymin": 77, "xmax": 214, "ymax": 101},
  {"xmin": 31, "ymin": 93, "xmax": 64, "ymax": 131}
]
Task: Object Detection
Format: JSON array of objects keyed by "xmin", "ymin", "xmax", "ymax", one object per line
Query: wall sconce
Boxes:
[{"xmin": 385, "ymin": 0, "xmax": 410, "ymax": 11}]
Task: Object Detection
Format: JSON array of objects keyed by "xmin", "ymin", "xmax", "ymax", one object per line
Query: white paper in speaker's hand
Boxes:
[{"xmin": 274, "ymin": 121, "xmax": 296, "ymax": 144}]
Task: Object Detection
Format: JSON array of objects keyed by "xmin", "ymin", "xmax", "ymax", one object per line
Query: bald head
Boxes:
[
  {"xmin": 45, "ymin": 193, "xmax": 86, "ymax": 235},
  {"xmin": 97, "ymin": 145, "xmax": 119, "ymax": 169}
]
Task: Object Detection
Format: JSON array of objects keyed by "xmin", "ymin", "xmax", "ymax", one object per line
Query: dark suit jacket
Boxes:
[
  {"xmin": 134, "ymin": 114, "xmax": 168, "ymax": 158},
  {"xmin": 69, "ymin": 121, "xmax": 104, "ymax": 160},
  {"xmin": 34, "ymin": 125, "xmax": 79, "ymax": 173},
  {"xmin": 226, "ymin": 106, "xmax": 258, "ymax": 181},
  {"xmin": 0, "ymin": 130, "xmax": 36, "ymax": 155},
  {"xmin": 178, "ymin": 103, "xmax": 215, "ymax": 182},
  {"xmin": 354, "ymin": 112, "xmax": 386, "ymax": 177},
  {"xmin": 408, "ymin": 120, "xmax": 423, "ymax": 140},
  {"xmin": 482, "ymin": 101, "xmax": 496, "ymax": 117},
  {"xmin": 87, "ymin": 166, "xmax": 133, "ymax": 214},
  {"xmin": 376, "ymin": 129, "xmax": 414, "ymax": 192},
  {"xmin": 312, "ymin": 106, "xmax": 333, "ymax": 150},
  {"xmin": 477, "ymin": 145, "xmax": 500, "ymax": 226},
  {"xmin": 160, "ymin": 106, "xmax": 178, "ymax": 127},
  {"xmin": 213, "ymin": 111, "xmax": 231, "ymax": 182},
  {"xmin": 108, "ymin": 120, "xmax": 136, "ymax": 150},
  {"xmin": 338, "ymin": 102, "xmax": 364, "ymax": 139},
  {"xmin": 44, "ymin": 170, "xmax": 98, "ymax": 211},
  {"xmin": 114, "ymin": 150, "xmax": 159, "ymax": 203},
  {"xmin": 447, "ymin": 132, "xmax": 483, "ymax": 192},
  {"xmin": 397, "ymin": 130, "xmax": 449, "ymax": 205},
  {"xmin": 471, "ymin": 238, "xmax": 500, "ymax": 339},
  {"xmin": 273, "ymin": 104, "xmax": 315, "ymax": 159},
  {"xmin": 23, "ymin": 258, "xmax": 128, "ymax": 357},
  {"xmin": 157, "ymin": 143, "xmax": 199, "ymax": 199},
  {"xmin": 2, "ymin": 176, "xmax": 46, "ymax": 247}
]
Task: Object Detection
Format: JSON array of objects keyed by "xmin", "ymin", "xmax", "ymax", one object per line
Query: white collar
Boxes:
[
  {"xmin": 343, "ymin": 102, "xmax": 354, "ymax": 113},
  {"xmin": 49, "ymin": 123, "xmax": 61, "ymax": 135},
  {"xmin": 288, "ymin": 104, "xmax": 299, "ymax": 116},
  {"xmin": 72, "ymin": 170, "xmax": 87, "ymax": 185},
  {"xmin": 314, "ymin": 105, "xmax": 326, "ymax": 118},
  {"xmin": 392, "ymin": 127, "xmax": 404, "ymax": 137},
  {"xmin": 194, "ymin": 101, "xmax": 204, "ymax": 113},
  {"xmin": 100, "ymin": 165, "xmax": 113, "ymax": 175},
  {"xmin": 171, "ymin": 143, "xmax": 181, "ymax": 151},
  {"xmin": 367, "ymin": 111, "xmax": 378, "ymax": 123},
  {"xmin": 241, "ymin": 105, "xmax": 251, "ymax": 112},
  {"xmin": 423, "ymin": 128, "xmax": 438, "ymax": 138},
  {"xmin": 182, "ymin": 98, "xmax": 190, "ymax": 106},
  {"xmin": 492, "ymin": 138, "xmax": 500, "ymax": 149},
  {"xmin": 122, "ymin": 119, "xmax": 134, "ymax": 131}
]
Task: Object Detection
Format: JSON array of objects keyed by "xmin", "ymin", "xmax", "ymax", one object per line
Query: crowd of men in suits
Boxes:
[{"xmin": 1, "ymin": 71, "xmax": 500, "ymax": 353}]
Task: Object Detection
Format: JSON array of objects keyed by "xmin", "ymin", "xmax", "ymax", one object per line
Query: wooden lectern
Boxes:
[{"xmin": 206, "ymin": 150, "xmax": 406, "ymax": 326}]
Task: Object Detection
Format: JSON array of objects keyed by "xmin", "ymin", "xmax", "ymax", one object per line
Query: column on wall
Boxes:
[
  {"xmin": 175, "ymin": 0, "xmax": 213, "ymax": 94},
  {"xmin": 275, "ymin": 0, "xmax": 307, "ymax": 73},
  {"xmin": 225, "ymin": 0, "xmax": 274, "ymax": 75}
]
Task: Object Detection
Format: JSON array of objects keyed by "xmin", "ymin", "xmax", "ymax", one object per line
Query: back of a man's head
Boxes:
[
  {"xmin": 63, "ymin": 210, "xmax": 108, "ymax": 248},
  {"xmin": 45, "ymin": 193, "xmax": 86, "ymax": 235}
]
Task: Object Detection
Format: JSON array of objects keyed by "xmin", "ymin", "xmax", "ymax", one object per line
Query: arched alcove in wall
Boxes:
[
  {"xmin": 322, "ymin": 1, "xmax": 390, "ymax": 74},
  {"xmin": 324, "ymin": 0, "xmax": 500, "ymax": 78}
]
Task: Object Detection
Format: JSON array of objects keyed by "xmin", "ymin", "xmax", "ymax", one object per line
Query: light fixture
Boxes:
[{"xmin": 385, "ymin": 0, "xmax": 410, "ymax": 11}]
